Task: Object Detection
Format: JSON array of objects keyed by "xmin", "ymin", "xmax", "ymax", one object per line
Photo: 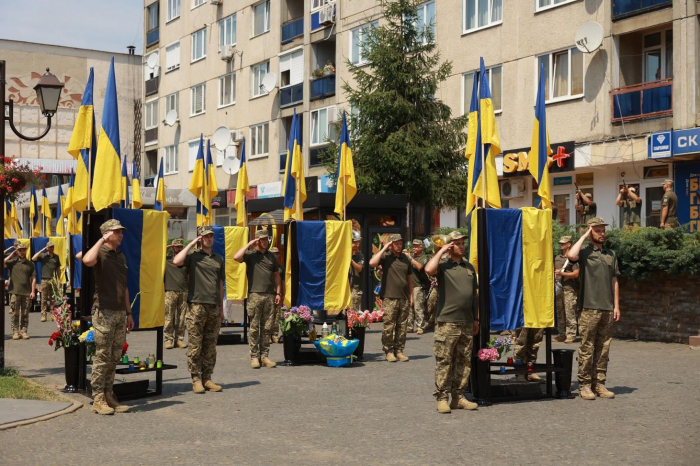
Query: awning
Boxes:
[{"xmin": 248, "ymin": 208, "xmax": 316, "ymax": 226}]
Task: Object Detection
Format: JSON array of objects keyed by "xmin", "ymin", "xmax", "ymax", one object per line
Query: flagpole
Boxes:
[
  {"xmin": 343, "ymin": 176, "xmax": 347, "ymax": 221},
  {"xmin": 295, "ymin": 179, "xmax": 302, "ymax": 220},
  {"xmin": 481, "ymin": 143, "xmax": 487, "ymax": 208}
]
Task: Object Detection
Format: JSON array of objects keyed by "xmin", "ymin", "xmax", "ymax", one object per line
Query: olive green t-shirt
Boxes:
[
  {"xmin": 164, "ymin": 260, "xmax": 188, "ymax": 292},
  {"xmin": 575, "ymin": 244, "xmax": 620, "ymax": 312},
  {"xmin": 378, "ymin": 253, "xmax": 411, "ymax": 300},
  {"xmin": 184, "ymin": 249, "xmax": 225, "ymax": 304},
  {"xmin": 410, "ymin": 253, "xmax": 428, "ymax": 288},
  {"xmin": 38, "ymin": 252, "xmax": 62, "ymax": 281},
  {"xmin": 662, "ymin": 190, "xmax": 677, "ymax": 218},
  {"xmin": 243, "ymin": 249, "xmax": 279, "ymax": 294},
  {"xmin": 7, "ymin": 257, "xmax": 36, "ymax": 296},
  {"xmin": 436, "ymin": 258, "xmax": 477, "ymax": 324},
  {"xmin": 554, "ymin": 254, "xmax": 579, "ymax": 292},
  {"xmin": 580, "ymin": 201, "xmax": 598, "ymax": 224},
  {"xmin": 621, "ymin": 199, "xmax": 642, "ymax": 226},
  {"xmin": 350, "ymin": 252, "xmax": 364, "ymax": 289},
  {"xmin": 93, "ymin": 246, "xmax": 128, "ymax": 312}
]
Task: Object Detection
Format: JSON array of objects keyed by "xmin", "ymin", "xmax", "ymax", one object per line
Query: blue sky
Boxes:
[{"xmin": 0, "ymin": 0, "xmax": 143, "ymax": 55}]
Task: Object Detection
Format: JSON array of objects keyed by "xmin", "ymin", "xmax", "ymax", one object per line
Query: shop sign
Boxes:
[
  {"xmin": 575, "ymin": 172, "xmax": 594, "ymax": 186},
  {"xmin": 501, "ymin": 142, "xmax": 575, "ymax": 177},
  {"xmin": 257, "ymin": 181, "xmax": 282, "ymax": 199},
  {"xmin": 675, "ymin": 161, "xmax": 700, "ymax": 232},
  {"xmin": 648, "ymin": 131, "xmax": 672, "ymax": 159},
  {"xmin": 211, "ymin": 192, "xmax": 227, "ymax": 208},
  {"xmin": 554, "ymin": 176, "xmax": 572, "ymax": 186},
  {"xmin": 673, "ymin": 128, "xmax": 700, "ymax": 156}
]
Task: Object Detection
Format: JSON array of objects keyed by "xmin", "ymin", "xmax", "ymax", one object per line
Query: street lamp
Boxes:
[{"xmin": 1, "ymin": 61, "xmax": 64, "ymax": 370}]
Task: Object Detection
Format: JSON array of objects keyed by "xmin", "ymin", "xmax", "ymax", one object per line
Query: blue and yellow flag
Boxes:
[
  {"xmin": 235, "ymin": 137, "xmax": 249, "ymax": 227},
  {"xmin": 334, "ymin": 111, "xmax": 356, "ymax": 219},
  {"xmin": 92, "ymin": 57, "xmax": 122, "ymax": 211},
  {"xmin": 529, "ymin": 63, "xmax": 553, "ymax": 209},
  {"xmin": 112, "ymin": 208, "xmax": 168, "ymax": 329},
  {"xmin": 154, "ymin": 157, "xmax": 166, "ymax": 212},
  {"xmin": 70, "ymin": 234, "xmax": 82, "ymax": 289},
  {"xmin": 282, "ymin": 111, "xmax": 297, "ymax": 221},
  {"xmin": 3, "ymin": 201, "xmax": 12, "ymax": 239},
  {"xmin": 68, "ymin": 67, "xmax": 96, "ymax": 212},
  {"xmin": 121, "ymin": 155, "xmax": 130, "ymax": 209},
  {"xmin": 283, "ymin": 109, "xmax": 306, "ymax": 220},
  {"xmin": 56, "ymin": 184, "xmax": 65, "ymax": 236},
  {"xmin": 41, "ymin": 186, "xmax": 52, "ymax": 235},
  {"xmin": 64, "ymin": 172, "xmax": 80, "ymax": 235},
  {"xmin": 132, "ymin": 160, "xmax": 142, "ymax": 209},
  {"xmin": 472, "ymin": 57, "xmax": 501, "ymax": 209},
  {"xmin": 29, "ymin": 186, "xmax": 41, "ymax": 237},
  {"xmin": 189, "ymin": 134, "xmax": 209, "ymax": 225},
  {"xmin": 465, "ymin": 72, "xmax": 481, "ymax": 214},
  {"xmin": 206, "ymin": 139, "xmax": 218, "ymax": 225},
  {"xmin": 211, "ymin": 225, "xmax": 249, "ymax": 300}
]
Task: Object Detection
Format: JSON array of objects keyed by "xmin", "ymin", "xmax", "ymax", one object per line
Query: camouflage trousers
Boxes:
[
  {"xmin": 271, "ymin": 301, "xmax": 283, "ymax": 336},
  {"xmin": 577, "ymin": 309, "xmax": 614, "ymax": 387},
  {"xmin": 186, "ymin": 303, "xmax": 222, "ymax": 380},
  {"xmin": 425, "ymin": 287, "xmax": 438, "ymax": 326},
  {"xmin": 91, "ymin": 309, "xmax": 127, "ymax": 397},
  {"xmin": 381, "ymin": 298, "xmax": 410, "ymax": 354},
  {"xmin": 556, "ymin": 287, "xmax": 578, "ymax": 339},
  {"xmin": 433, "ymin": 322, "xmax": 473, "ymax": 401},
  {"xmin": 351, "ymin": 287, "xmax": 362, "ymax": 312},
  {"xmin": 513, "ymin": 327, "xmax": 544, "ymax": 364},
  {"xmin": 248, "ymin": 293, "xmax": 275, "ymax": 359},
  {"xmin": 408, "ymin": 287, "xmax": 426, "ymax": 331},
  {"xmin": 40, "ymin": 279, "xmax": 57, "ymax": 318},
  {"xmin": 9, "ymin": 294, "xmax": 32, "ymax": 333},
  {"xmin": 663, "ymin": 217, "xmax": 679, "ymax": 229},
  {"xmin": 164, "ymin": 291, "xmax": 188, "ymax": 344}
]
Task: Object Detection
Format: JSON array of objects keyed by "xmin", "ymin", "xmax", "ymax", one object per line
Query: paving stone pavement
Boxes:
[{"xmin": 1, "ymin": 311, "xmax": 699, "ymax": 465}]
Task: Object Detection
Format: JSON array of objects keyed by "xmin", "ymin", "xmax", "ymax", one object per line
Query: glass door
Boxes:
[{"xmin": 645, "ymin": 186, "xmax": 664, "ymax": 227}]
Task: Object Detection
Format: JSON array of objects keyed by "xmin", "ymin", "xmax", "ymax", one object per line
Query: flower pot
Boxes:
[
  {"xmin": 63, "ymin": 344, "xmax": 80, "ymax": 393},
  {"xmin": 552, "ymin": 349, "xmax": 575, "ymax": 398},
  {"xmin": 348, "ymin": 326, "xmax": 366, "ymax": 359},
  {"xmin": 282, "ymin": 333, "xmax": 301, "ymax": 366}
]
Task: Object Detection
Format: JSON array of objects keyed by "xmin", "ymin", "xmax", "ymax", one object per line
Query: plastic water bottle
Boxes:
[{"xmin": 322, "ymin": 322, "xmax": 329, "ymax": 337}]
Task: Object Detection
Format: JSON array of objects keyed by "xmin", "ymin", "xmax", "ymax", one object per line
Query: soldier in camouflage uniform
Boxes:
[
  {"xmin": 660, "ymin": 179, "xmax": 678, "ymax": 229},
  {"xmin": 425, "ymin": 231, "xmax": 478, "ymax": 414},
  {"xmin": 513, "ymin": 327, "xmax": 544, "ymax": 382},
  {"xmin": 82, "ymin": 220, "xmax": 133, "ymax": 415},
  {"xmin": 164, "ymin": 239, "xmax": 188, "ymax": 349},
  {"xmin": 568, "ymin": 217, "xmax": 621, "ymax": 400},
  {"xmin": 349, "ymin": 231, "xmax": 364, "ymax": 312},
  {"xmin": 554, "ymin": 236, "xmax": 579, "ymax": 343},
  {"xmin": 369, "ymin": 234, "xmax": 413, "ymax": 362},
  {"xmin": 406, "ymin": 239, "xmax": 428, "ymax": 335},
  {"xmin": 32, "ymin": 242, "xmax": 61, "ymax": 322},
  {"xmin": 4, "ymin": 242, "xmax": 36, "ymax": 340},
  {"xmin": 173, "ymin": 226, "xmax": 226, "ymax": 394}
]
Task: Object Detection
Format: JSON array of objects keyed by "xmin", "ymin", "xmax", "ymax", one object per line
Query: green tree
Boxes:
[{"xmin": 320, "ymin": 0, "xmax": 468, "ymax": 209}]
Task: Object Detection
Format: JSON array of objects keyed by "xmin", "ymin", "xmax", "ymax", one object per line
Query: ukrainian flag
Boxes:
[
  {"xmin": 70, "ymin": 234, "xmax": 82, "ymax": 289},
  {"xmin": 132, "ymin": 160, "xmax": 143, "ymax": 209},
  {"xmin": 334, "ymin": 111, "xmax": 356, "ymax": 219},
  {"xmin": 29, "ymin": 186, "xmax": 41, "ymax": 237},
  {"xmin": 3, "ymin": 201, "xmax": 12, "ymax": 239},
  {"xmin": 472, "ymin": 57, "xmax": 502, "ymax": 209},
  {"xmin": 12, "ymin": 202, "xmax": 22, "ymax": 238},
  {"xmin": 189, "ymin": 135, "xmax": 209, "ymax": 225},
  {"xmin": 30, "ymin": 236, "xmax": 67, "ymax": 285},
  {"xmin": 68, "ymin": 67, "xmax": 96, "ymax": 212},
  {"xmin": 154, "ymin": 157, "xmax": 166, "ymax": 211},
  {"xmin": 112, "ymin": 208, "xmax": 168, "ymax": 329},
  {"xmin": 121, "ymin": 155, "xmax": 130, "ymax": 209},
  {"xmin": 234, "ymin": 137, "xmax": 249, "ymax": 227},
  {"xmin": 283, "ymin": 109, "xmax": 306, "ymax": 220},
  {"xmin": 56, "ymin": 184, "xmax": 65, "ymax": 236},
  {"xmin": 64, "ymin": 172, "xmax": 80, "ymax": 235},
  {"xmin": 211, "ymin": 225, "xmax": 249, "ymax": 300},
  {"xmin": 282, "ymin": 111, "xmax": 297, "ymax": 222},
  {"xmin": 206, "ymin": 139, "xmax": 218, "ymax": 225},
  {"xmin": 529, "ymin": 63, "xmax": 553, "ymax": 209},
  {"xmin": 41, "ymin": 186, "xmax": 52, "ymax": 235},
  {"xmin": 465, "ymin": 72, "xmax": 481, "ymax": 214},
  {"xmin": 92, "ymin": 57, "xmax": 122, "ymax": 211}
]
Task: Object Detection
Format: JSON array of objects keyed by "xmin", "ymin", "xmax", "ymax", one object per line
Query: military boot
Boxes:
[
  {"xmin": 416, "ymin": 329, "xmax": 424, "ymax": 335},
  {"xmin": 261, "ymin": 357, "xmax": 277, "ymax": 368},
  {"xmin": 40, "ymin": 313, "xmax": 47, "ymax": 322},
  {"xmin": 192, "ymin": 378, "xmax": 205, "ymax": 394},
  {"xmin": 554, "ymin": 335, "xmax": 566, "ymax": 342},
  {"xmin": 527, "ymin": 373, "xmax": 543, "ymax": 382},
  {"xmin": 594, "ymin": 384, "xmax": 615, "ymax": 399},
  {"xmin": 437, "ymin": 400, "xmax": 451, "ymax": 414},
  {"xmin": 12, "ymin": 332, "xmax": 19, "ymax": 340},
  {"xmin": 165, "ymin": 341, "xmax": 174, "ymax": 350},
  {"xmin": 386, "ymin": 352, "xmax": 397, "ymax": 362},
  {"xmin": 579, "ymin": 385, "xmax": 596, "ymax": 400},
  {"xmin": 251, "ymin": 358, "xmax": 261, "ymax": 369},
  {"xmin": 395, "ymin": 352, "xmax": 409, "ymax": 362},
  {"xmin": 271, "ymin": 335, "xmax": 279, "ymax": 344},
  {"xmin": 21, "ymin": 331, "xmax": 29, "ymax": 340},
  {"xmin": 92, "ymin": 394, "xmax": 115, "ymax": 415},
  {"xmin": 105, "ymin": 392, "xmax": 129, "ymax": 413},
  {"xmin": 204, "ymin": 380, "xmax": 223, "ymax": 392},
  {"xmin": 450, "ymin": 396, "xmax": 478, "ymax": 411},
  {"xmin": 176, "ymin": 341, "xmax": 188, "ymax": 349}
]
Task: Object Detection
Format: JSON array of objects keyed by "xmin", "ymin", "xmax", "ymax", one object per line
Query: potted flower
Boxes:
[
  {"xmin": 346, "ymin": 309, "xmax": 383, "ymax": 360},
  {"xmin": 279, "ymin": 305, "xmax": 314, "ymax": 364},
  {"xmin": 47, "ymin": 281, "xmax": 81, "ymax": 392},
  {"xmin": 0, "ymin": 155, "xmax": 45, "ymax": 202},
  {"xmin": 477, "ymin": 336, "xmax": 512, "ymax": 362}
]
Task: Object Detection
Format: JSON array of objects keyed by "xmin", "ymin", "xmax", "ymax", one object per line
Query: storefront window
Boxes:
[{"xmin": 553, "ymin": 193, "xmax": 569, "ymax": 225}]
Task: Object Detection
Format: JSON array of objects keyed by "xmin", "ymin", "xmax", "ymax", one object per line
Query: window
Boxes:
[
  {"xmin": 463, "ymin": 0, "xmax": 502, "ymax": 33},
  {"xmin": 251, "ymin": 61, "xmax": 270, "ymax": 98},
  {"xmin": 350, "ymin": 21, "xmax": 378, "ymax": 65},
  {"xmin": 191, "ymin": 28, "xmax": 207, "ymax": 62},
  {"xmin": 252, "ymin": 1, "xmax": 271, "ymax": 37},
  {"xmin": 537, "ymin": 47, "xmax": 584, "ymax": 102},
  {"xmin": 416, "ymin": 1, "xmax": 436, "ymax": 43},
  {"xmin": 311, "ymin": 0, "xmax": 333, "ymax": 11},
  {"xmin": 193, "ymin": 0, "xmax": 205, "ymax": 7},
  {"xmin": 643, "ymin": 29, "xmax": 673, "ymax": 82},
  {"xmin": 190, "ymin": 83, "xmax": 206, "ymax": 116},
  {"xmin": 164, "ymin": 92, "xmax": 178, "ymax": 116},
  {"xmin": 145, "ymin": 99, "xmax": 159, "ymax": 129},
  {"xmin": 188, "ymin": 139, "xmax": 201, "ymax": 171},
  {"xmin": 165, "ymin": 41, "xmax": 180, "ymax": 71},
  {"xmin": 463, "ymin": 65, "xmax": 502, "ymax": 114},
  {"xmin": 280, "ymin": 49, "xmax": 304, "ymax": 88},
  {"xmin": 250, "ymin": 123, "xmax": 269, "ymax": 158},
  {"xmin": 146, "ymin": 2, "xmax": 159, "ymax": 46},
  {"xmin": 167, "ymin": 0, "xmax": 180, "ymax": 21},
  {"xmin": 311, "ymin": 106, "xmax": 337, "ymax": 146},
  {"xmin": 144, "ymin": 52, "xmax": 159, "ymax": 81},
  {"xmin": 536, "ymin": 0, "xmax": 577, "ymax": 12},
  {"xmin": 219, "ymin": 72, "xmax": 236, "ymax": 107},
  {"xmin": 164, "ymin": 145, "xmax": 178, "ymax": 174},
  {"xmin": 219, "ymin": 14, "xmax": 237, "ymax": 49}
]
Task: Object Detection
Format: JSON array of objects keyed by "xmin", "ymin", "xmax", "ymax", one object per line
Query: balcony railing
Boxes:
[
  {"xmin": 146, "ymin": 27, "xmax": 159, "ymax": 47},
  {"xmin": 282, "ymin": 17, "xmax": 304, "ymax": 44},
  {"xmin": 145, "ymin": 76, "xmax": 159, "ymax": 96},
  {"xmin": 611, "ymin": 78, "xmax": 672, "ymax": 123},
  {"xmin": 280, "ymin": 83, "xmax": 303, "ymax": 108},
  {"xmin": 310, "ymin": 74, "xmax": 335, "ymax": 100},
  {"xmin": 612, "ymin": 0, "xmax": 672, "ymax": 21},
  {"xmin": 145, "ymin": 127, "xmax": 158, "ymax": 145}
]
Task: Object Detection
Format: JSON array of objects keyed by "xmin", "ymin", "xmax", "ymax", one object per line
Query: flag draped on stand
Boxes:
[
  {"xmin": 41, "ymin": 186, "xmax": 52, "ymax": 235},
  {"xmin": 29, "ymin": 186, "xmax": 41, "ymax": 237},
  {"xmin": 472, "ymin": 57, "xmax": 502, "ymax": 209},
  {"xmin": 529, "ymin": 63, "xmax": 553, "ymax": 209},
  {"xmin": 132, "ymin": 160, "xmax": 143, "ymax": 209},
  {"xmin": 92, "ymin": 57, "xmax": 122, "ymax": 211},
  {"xmin": 189, "ymin": 135, "xmax": 209, "ymax": 225},
  {"xmin": 211, "ymin": 226, "xmax": 249, "ymax": 300},
  {"xmin": 56, "ymin": 184, "xmax": 65, "ymax": 236},
  {"xmin": 334, "ymin": 111, "xmax": 356, "ymax": 219},
  {"xmin": 206, "ymin": 139, "xmax": 218, "ymax": 225},
  {"xmin": 154, "ymin": 158, "xmax": 166, "ymax": 212},
  {"xmin": 465, "ymin": 73, "xmax": 482, "ymax": 214},
  {"xmin": 283, "ymin": 110, "xmax": 306, "ymax": 221},
  {"xmin": 68, "ymin": 67, "xmax": 96, "ymax": 212},
  {"xmin": 121, "ymin": 155, "xmax": 130, "ymax": 209},
  {"xmin": 235, "ymin": 137, "xmax": 249, "ymax": 227}
]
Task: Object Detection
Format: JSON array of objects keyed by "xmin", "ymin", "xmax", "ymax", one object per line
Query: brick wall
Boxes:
[{"xmin": 615, "ymin": 273, "xmax": 700, "ymax": 343}]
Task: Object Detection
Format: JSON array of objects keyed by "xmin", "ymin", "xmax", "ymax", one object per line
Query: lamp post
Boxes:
[{"xmin": 1, "ymin": 61, "xmax": 63, "ymax": 370}]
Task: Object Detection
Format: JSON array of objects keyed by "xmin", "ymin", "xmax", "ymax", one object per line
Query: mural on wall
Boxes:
[{"xmin": 7, "ymin": 72, "xmax": 84, "ymax": 108}]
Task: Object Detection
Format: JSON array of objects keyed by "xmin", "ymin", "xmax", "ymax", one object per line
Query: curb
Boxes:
[{"xmin": 0, "ymin": 399, "xmax": 83, "ymax": 430}]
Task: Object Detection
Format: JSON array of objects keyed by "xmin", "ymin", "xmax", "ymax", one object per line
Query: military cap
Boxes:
[
  {"xmin": 558, "ymin": 236, "xmax": 572, "ymax": 244},
  {"xmin": 171, "ymin": 238, "xmax": 184, "ymax": 246},
  {"xmin": 388, "ymin": 234, "xmax": 403, "ymax": 243},
  {"xmin": 255, "ymin": 229, "xmax": 270, "ymax": 239},
  {"xmin": 663, "ymin": 179, "xmax": 674, "ymax": 186},
  {"xmin": 412, "ymin": 239, "xmax": 423, "ymax": 246},
  {"xmin": 100, "ymin": 219, "xmax": 127, "ymax": 234},
  {"xmin": 14, "ymin": 241, "xmax": 27, "ymax": 249},
  {"xmin": 447, "ymin": 231, "xmax": 467, "ymax": 242},
  {"xmin": 46, "ymin": 241, "xmax": 55, "ymax": 247},
  {"xmin": 352, "ymin": 231, "xmax": 362, "ymax": 241},
  {"xmin": 269, "ymin": 247, "xmax": 279, "ymax": 253},
  {"xmin": 586, "ymin": 217, "xmax": 608, "ymax": 227},
  {"xmin": 584, "ymin": 193, "xmax": 592, "ymax": 198},
  {"xmin": 197, "ymin": 225, "xmax": 214, "ymax": 236},
  {"xmin": 628, "ymin": 187, "xmax": 636, "ymax": 193}
]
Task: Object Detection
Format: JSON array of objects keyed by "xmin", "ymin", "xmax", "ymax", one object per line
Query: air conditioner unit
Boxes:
[
  {"xmin": 209, "ymin": 0, "xmax": 222, "ymax": 5},
  {"xmin": 232, "ymin": 130, "xmax": 244, "ymax": 141},
  {"xmin": 219, "ymin": 45, "xmax": 235, "ymax": 61},
  {"xmin": 499, "ymin": 179, "xmax": 525, "ymax": 199},
  {"xmin": 319, "ymin": 4, "xmax": 335, "ymax": 25}
]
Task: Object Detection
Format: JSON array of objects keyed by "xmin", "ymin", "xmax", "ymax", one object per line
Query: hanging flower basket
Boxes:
[{"xmin": 0, "ymin": 156, "xmax": 45, "ymax": 202}]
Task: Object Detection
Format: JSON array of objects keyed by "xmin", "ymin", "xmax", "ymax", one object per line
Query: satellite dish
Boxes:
[
  {"xmin": 261, "ymin": 73, "xmax": 277, "ymax": 93},
  {"xmin": 222, "ymin": 156, "xmax": 240, "ymax": 175},
  {"xmin": 212, "ymin": 126, "xmax": 232, "ymax": 151},
  {"xmin": 575, "ymin": 22, "xmax": 604, "ymax": 53},
  {"xmin": 146, "ymin": 53, "xmax": 159, "ymax": 69},
  {"xmin": 163, "ymin": 109, "xmax": 178, "ymax": 127}
]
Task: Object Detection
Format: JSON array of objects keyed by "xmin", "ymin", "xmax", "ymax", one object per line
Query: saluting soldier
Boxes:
[
  {"xmin": 83, "ymin": 220, "xmax": 132, "ymax": 415},
  {"xmin": 4, "ymin": 242, "xmax": 36, "ymax": 340},
  {"xmin": 234, "ymin": 229, "xmax": 282, "ymax": 369},
  {"xmin": 425, "ymin": 231, "xmax": 478, "ymax": 414},
  {"xmin": 32, "ymin": 241, "xmax": 61, "ymax": 322},
  {"xmin": 164, "ymin": 239, "xmax": 188, "ymax": 349},
  {"xmin": 406, "ymin": 239, "xmax": 428, "ymax": 335},
  {"xmin": 369, "ymin": 234, "xmax": 413, "ymax": 362},
  {"xmin": 660, "ymin": 179, "xmax": 678, "ymax": 229},
  {"xmin": 349, "ymin": 231, "xmax": 364, "ymax": 312},
  {"xmin": 174, "ymin": 226, "xmax": 225, "ymax": 394}
]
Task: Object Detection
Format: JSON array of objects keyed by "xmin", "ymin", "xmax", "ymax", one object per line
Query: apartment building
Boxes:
[{"xmin": 143, "ymin": 0, "xmax": 700, "ymax": 232}]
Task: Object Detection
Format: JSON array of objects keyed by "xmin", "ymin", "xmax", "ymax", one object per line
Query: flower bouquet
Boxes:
[
  {"xmin": 48, "ymin": 289, "xmax": 79, "ymax": 351},
  {"xmin": 0, "ymin": 156, "xmax": 45, "ymax": 202},
  {"xmin": 78, "ymin": 326, "xmax": 96, "ymax": 361},
  {"xmin": 477, "ymin": 336, "xmax": 512, "ymax": 362},
  {"xmin": 346, "ymin": 309, "xmax": 384, "ymax": 329},
  {"xmin": 279, "ymin": 305, "xmax": 314, "ymax": 337}
]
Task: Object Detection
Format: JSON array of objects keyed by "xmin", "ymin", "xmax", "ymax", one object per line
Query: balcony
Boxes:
[
  {"xmin": 146, "ymin": 28, "xmax": 159, "ymax": 47},
  {"xmin": 611, "ymin": 78, "xmax": 672, "ymax": 123},
  {"xmin": 145, "ymin": 127, "xmax": 158, "ymax": 145},
  {"xmin": 282, "ymin": 17, "xmax": 304, "ymax": 44},
  {"xmin": 612, "ymin": 0, "xmax": 672, "ymax": 21},
  {"xmin": 310, "ymin": 74, "xmax": 335, "ymax": 101},
  {"xmin": 280, "ymin": 83, "xmax": 303, "ymax": 108},
  {"xmin": 145, "ymin": 76, "xmax": 159, "ymax": 96}
]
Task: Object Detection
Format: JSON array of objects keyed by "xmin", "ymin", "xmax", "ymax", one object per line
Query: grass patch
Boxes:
[{"xmin": 0, "ymin": 368, "xmax": 64, "ymax": 401}]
